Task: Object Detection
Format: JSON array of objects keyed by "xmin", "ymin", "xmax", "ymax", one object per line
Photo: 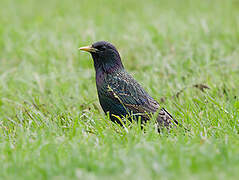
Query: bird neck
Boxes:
[
  {"xmin": 94, "ymin": 60, "xmax": 124, "ymax": 74},
  {"xmin": 92, "ymin": 51, "xmax": 124, "ymax": 74},
  {"xmin": 95, "ymin": 61, "xmax": 124, "ymax": 86},
  {"xmin": 102, "ymin": 61, "xmax": 124, "ymax": 74}
]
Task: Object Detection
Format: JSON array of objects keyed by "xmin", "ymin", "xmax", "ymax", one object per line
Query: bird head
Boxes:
[{"xmin": 79, "ymin": 41, "xmax": 124, "ymax": 73}]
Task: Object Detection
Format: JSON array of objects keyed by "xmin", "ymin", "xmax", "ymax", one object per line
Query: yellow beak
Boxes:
[{"xmin": 78, "ymin": 45, "xmax": 98, "ymax": 53}]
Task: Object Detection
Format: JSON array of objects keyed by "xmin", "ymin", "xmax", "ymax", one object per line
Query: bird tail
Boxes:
[
  {"xmin": 158, "ymin": 108, "xmax": 187, "ymax": 131},
  {"xmin": 161, "ymin": 108, "xmax": 178, "ymax": 125}
]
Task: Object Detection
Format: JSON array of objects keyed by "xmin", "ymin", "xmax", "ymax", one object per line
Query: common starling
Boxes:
[{"xmin": 79, "ymin": 41, "xmax": 178, "ymax": 128}]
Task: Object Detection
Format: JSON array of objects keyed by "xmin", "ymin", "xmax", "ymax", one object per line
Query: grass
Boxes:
[{"xmin": 0, "ymin": 0, "xmax": 239, "ymax": 179}]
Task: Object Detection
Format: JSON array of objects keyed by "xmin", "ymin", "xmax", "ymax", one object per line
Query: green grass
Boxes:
[{"xmin": 0, "ymin": 0, "xmax": 239, "ymax": 179}]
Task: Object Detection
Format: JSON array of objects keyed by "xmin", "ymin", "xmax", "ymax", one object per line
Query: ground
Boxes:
[{"xmin": 0, "ymin": 0, "xmax": 239, "ymax": 179}]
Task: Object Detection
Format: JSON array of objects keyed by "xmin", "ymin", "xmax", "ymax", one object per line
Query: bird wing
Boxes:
[
  {"xmin": 106, "ymin": 72, "xmax": 178, "ymax": 126},
  {"xmin": 107, "ymin": 73, "xmax": 158, "ymax": 112}
]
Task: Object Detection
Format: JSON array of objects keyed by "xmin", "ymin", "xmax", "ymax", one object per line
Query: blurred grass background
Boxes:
[{"xmin": 0, "ymin": 0, "xmax": 239, "ymax": 179}]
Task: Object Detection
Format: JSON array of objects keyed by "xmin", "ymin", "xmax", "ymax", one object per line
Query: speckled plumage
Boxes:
[{"xmin": 80, "ymin": 41, "xmax": 178, "ymax": 128}]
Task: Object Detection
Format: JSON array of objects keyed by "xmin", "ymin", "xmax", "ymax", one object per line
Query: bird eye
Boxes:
[{"xmin": 99, "ymin": 46, "xmax": 106, "ymax": 51}]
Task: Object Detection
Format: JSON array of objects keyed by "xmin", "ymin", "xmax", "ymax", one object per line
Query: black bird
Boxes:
[{"xmin": 79, "ymin": 41, "xmax": 178, "ymax": 128}]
